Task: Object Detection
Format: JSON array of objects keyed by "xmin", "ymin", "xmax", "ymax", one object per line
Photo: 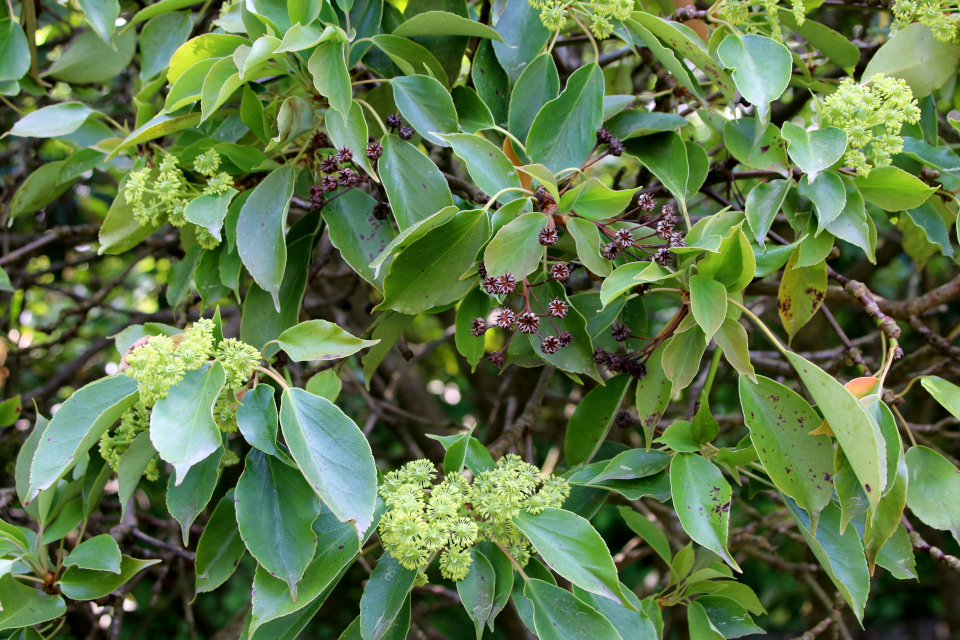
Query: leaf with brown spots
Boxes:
[{"xmin": 778, "ymin": 246, "xmax": 826, "ymax": 344}]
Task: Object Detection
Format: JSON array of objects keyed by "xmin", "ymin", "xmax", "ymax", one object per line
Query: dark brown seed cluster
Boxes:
[{"xmin": 539, "ymin": 227, "xmax": 559, "ymax": 245}]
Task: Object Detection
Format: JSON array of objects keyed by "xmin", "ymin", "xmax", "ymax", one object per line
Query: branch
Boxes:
[
  {"xmin": 826, "ymin": 267, "xmax": 901, "ymax": 341},
  {"xmin": 903, "ymin": 517, "xmax": 960, "ymax": 573},
  {"xmin": 908, "ymin": 316, "xmax": 960, "ymax": 361},
  {"xmin": 487, "ymin": 366, "xmax": 554, "ymax": 459}
]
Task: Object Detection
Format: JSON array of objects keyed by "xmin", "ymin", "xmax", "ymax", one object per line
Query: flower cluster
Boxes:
[
  {"xmin": 893, "ymin": 0, "xmax": 959, "ymax": 42},
  {"xmin": 822, "ymin": 74, "xmax": 921, "ymax": 176},
  {"xmin": 378, "ymin": 455, "xmax": 570, "ymax": 583},
  {"xmin": 717, "ymin": 0, "xmax": 806, "ymax": 41},
  {"xmin": 124, "ymin": 150, "xmax": 234, "ymax": 248},
  {"xmin": 529, "ymin": 0, "xmax": 631, "ymax": 38},
  {"xmin": 99, "ymin": 401, "xmax": 160, "ymax": 479}
]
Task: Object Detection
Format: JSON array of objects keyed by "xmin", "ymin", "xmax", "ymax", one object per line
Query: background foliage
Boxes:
[{"xmin": 1, "ymin": 0, "xmax": 960, "ymax": 638}]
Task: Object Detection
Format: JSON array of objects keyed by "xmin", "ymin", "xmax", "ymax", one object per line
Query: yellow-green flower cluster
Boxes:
[
  {"xmin": 377, "ymin": 455, "xmax": 570, "ymax": 582},
  {"xmin": 530, "ymin": 0, "xmax": 568, "ymax": 31},
  {"xmin": 123, "ymin": 150, "xmax": 234, "ymax": 248},
  {"xmin": 717, "ymin": 0, "xmax": 806, "ymax": 40},
  {"xmin": 528, "ymin": 0, "xmax": 633, "ymax": 38},
  {"xmin": 216, "ymin": 338, "xmax": 261, "ymax": 390},
  {"xmin": 125, "ymin": 319, "xmax": 215, "ymax": 406},
  {"xmin": 99, "ymin": 401, "xmax": 159, "ymax": 480},
  {"xmin": 822, "ymin": 74, "xmax": 921, "ymax": 176},
  {"xmin": 893, "ymin": 0, "xmax": 959, "ymax": 42}
]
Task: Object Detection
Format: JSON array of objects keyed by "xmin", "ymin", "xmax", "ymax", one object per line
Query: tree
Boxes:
[{"xmin": 1, "ymin": 0, "xmax": 960, "ymax": 637}]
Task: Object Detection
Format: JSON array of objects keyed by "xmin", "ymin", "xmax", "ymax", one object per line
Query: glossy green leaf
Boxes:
[
  {"xmin": 599, "ymin": 261, "xmax": 674, "ymax": 306},
  {"xmin": 392, "ymin": 10, "xmax": 501, "ymax": 40},
  {"xmin": 671, "ymin": 453, "xmax": 740, "ymax": 571},
  {"xmin": 780, "ymin": 122, "xmax": 846, "ymax": 182},
  {"xmin": 455, "ymin": 288, "xmax": 491, "ymax": 372},
  {"xmin": 778, "ymin": 247, "xmax": 826, "ymax": 344},
  {"xmin": 697, "ymin": 595, "xmax": 763, "ymax": 638},
  {"xmin": 491, "ymin": 0, "xmax": 550, "ymax": 83},
  {"xmin": 167, "ymin": 33, "xmax": 249, "ymax": 83},
  {"xmin": 277, "ymin": 320, "xmax": 378, "ymax": 362},
  {"xmin": 854, "ymin": 166, "xmax": 936, "ymax": 212},
  {"xmin": 379, "ymin": 134, "xmax": 455, "ymax": 230},
  {"xmin": 740, "ymin": 375, "xmax": 834, "ymax": 528},
  {"xmin": 250, "ymin": 505, "xmax": 360, "ymax": 634},
  {"xmin": 623, "ymin": 131, "xmax": 689, "ymax": 202},
  {"xmin": 150, "ymin": 363, "xmax": 225, "ymax": 485},
  {"xmin": 47, "ymin": 29, "xmax": 137, "ymax": 84},
  {"xmin": 390, "ymin": 75, "xmax": 458, "ymax": 147},
  {"xmin": 309, "ymin": 40, "xmax": 352, "ymax": 117},
  {"xmin": 527, "ymin": 62, "xmax": 604, "ymax": 174},
  {"xmin": 661, "ymin": 325, "xmax": 707, "ymax": 391},
  {"xmin": 905, "ymin": 445, "xmax": 960, "ymax": 545},
  {"xmin": 140, "ymin": 12, "xmax": 192, "ymax": 79},
  {"xmin": 452, "ymin": 85, "xmax": 495, "ymax": 133},
  {"xmin": 522, "ymin": 578, "xmax": 622, "ymax": 640},
  {"xmin": 167, "ymin": 447, "xmax": 222, "ymax": 544},
  {"xmin": 0, "ymin": 574, "xmax": 66, "ymax": 629},
  {"xmin": 10, "ymin": 102, "xmax": 97, "ymax": 138},
  {"xmin": 785, "ymin": 352, "xmax": 886, "ymax": 512},
  {"xmin": 60, "ymin": 556, "xmax": 160, "ymax": 600},
  {"xmin": 0, "ymin": 19, "xmax": 30, "ymax": 82},
  {"xmin": 514, "ymin": 508, "xmax": 632, "ymax": 607},
  {"xmin": 784, "ymin": 497, "xmax": 869, "ymax": 621},
  {"xmin": 634, "ymin": 341, "xmax": 673, "ymax": 447},
  {"xmin": 236, "ymin": 164, "xmax": 297, "ymax": 309},
  {"xmin": 236, "ymin": 448, "xmax": 320, "ymax": 599},
  {"xmin": 359, "ymin": 552, "xmax": 417, "ymax": 640},
  {"xmin": 323, "ymin": 188, "xmax": 396, "ymax": 290},
  {"xmin": 921, "ymin": 376, "xmax": 960, "ymax": 420},
  {"xmin": 723, "ymin": 119, "xmax": 789, "ymax": 175},
  {"xmin": 717, "ymin": 34, "xmax": 791, "ymax": 125},
  {"xmin": 689, "ymin": 275, "xmax": 727, "ymax": 343},
  {"xmin": 195, "ymin": 495, "xmax": 247, "ymax": 594},
  {"xmin": 28, "ymin": 375, "xmax": 138, "ymax": 502},
  {"xmin": 380, "ymin": 209, "xmax": 488, "ymax": 314},
  {"xmin": 605, "ymin": 109, "xmax": 687, "ymax": 140},
  {"xmin": 566, "ymin": 217, "xmax": 612, "ymax": 278},
  {"xmin": 280, "ymin": 388, "xmax": 378, "ymax": 536},
  {"xmin": 64, "ymin": 534, "xmax": 122, "ymax": 573},
  {"xmin": 587, "ymin": 449, "xmax": 671, "ymax": 486},
  {"xmin": 457, "ymin": 549, "xmax": 496, "ymax": 640},
  {"xmin": 437, "ymin": 132, "xmax": 522, "ymax": 202},
  {"xmin": 483, "ymin": 213, "xmax": 546, "ymax": 282},
  {"xmin": 862, "ymin": 23, "xmax": 960, "ymax": 97},
  {"xmin": 565, "ymin": 375, "xmax": 631, "ymax": 467},
  {"xmin": 368, "ymin": 34, "xmax": 448, "ymax": 87},
  {"xmin": 508, "ymin": 53, "xmax": 560, "ymax": 143},
  {"xmin": 618, "ymin": 506, "xmax": 672, "ymax": 564}
]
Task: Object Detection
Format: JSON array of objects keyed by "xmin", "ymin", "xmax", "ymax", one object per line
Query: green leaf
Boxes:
[
  {"xmin": 392, "ymin": 10, "xmax": 502, "ymax": 40},
  {"xmin": 875, "ymin": 524, "xmax": 917, "ymax": 580},
  {"xmin": 521, "ymin": 281, "xmax": 599, "ymax": 379},
  {"xmin": 472, "ymin": 38, "xmax": 509, "ymax": 127},
  {"xmin": 826, "ymin": 177, "xmax": 875, "ymax": 262},
  {"xmin": 903, "ymin": 203, "xmax": 953, "ymax": 261},
  {"xmin": 327, "ymin": 100, "xmax": 378, "ymax": 179},
  {"xmin": 455, "ymin": 287, "xmax": 492, "ymax": 372},
  {"xmin": 250, "ymin": 505, "xmax": 360, "ymax": 634},
  {"xmin": 661, "ymin": 325, "xmax": 707, "ymax": 392},
  {"xmin": 425, "ymin": 432, "xmax": 495, "ymax": 475},
  {"xmin": 369, "ymin": 34, "xmax": 448, "ymax": 87},
  {"xmin": 140, "ymin": 12, "xmax": 192, "ymax": 80},
  {"xmin": 437, "ymin": 132, "xmax": 522, "ymax": 202},
  {"xmin": 9, "ymin": 102, "xmax": 97, "ymax": 138},
  {"xmin": 8, "ymin": 161, "xmax": 73, "ymax": 220},
  {"xmin": 777, "ymin": 247, "xmax": 826, "ymax": 344},
  {"xmin": 309, "ymin": 40, "xmax": 352, "ymax": 117},
  {"xmin": 854, "ymin": 166, "xmax": 936, "ymax": 212},
  {"xmin": 670, "ymin": 453, "xmax": 740, "ymax": 571},
  {"xmin": 117, "ymin": 432, "xmax": 157, "ymax": 521},
  {"xmin": 513, "ymin": 508, "xmax": 633, "ymax": 608},
  {"xmin": 716, "ymin": 34, "xmax": 791, "ymax": 125},
  {"xmin": 634, "ymin": 341, "xmax": 673, "ymax": 447},
  {"xmin": 288, "ymin": 0, "xmax": 322, "ymax": 27},
  {"xmin": 522, "ymin": 578, "xmax": 622, "ymax": 640},
  {"xmin": 783, "ymin": 497, "xmax": 869, "ymax": 621},
  {"xmin": 276, "ymin": 24, "xmax": 323, "ymax": 52},
  {"xmin": 280, "ymin": 388, "xmax": 378, "ymax": 536},
  {"xmin": 360, "ymin": 552, "xmax": 417, "ymax": 640},
  {"xmin": 625, "ymin": 18, "xmax": 706, "ymax": 103},
  {"xmin": 184, "ymin": 189, "xmax": 237, "ymax": 242},
  {"xmin": 458, "ymin": 549, "xmax": 496, "ymax": 640},
  {"xmin": 723, "ymin": 119, "xmax": 789, "ymax": 175},
  {"xmin": 623, "ymin": 131, "xmax": 690, "ymax": 202},
  {"xmin": 150, "ymin": 362, "xmax": 225, "ymax": 485},
  {"xmin": 236, "ymin": 449, "xmax": 320, "ymax": 599},
  {"xmin": 167, "ymin": 447, "xmax": 222, "ymax": 544},
  {"xmin": 799, "ymin": 170, "xmax": 846, "ymax": 230},
  {"xmin": 565, "ymin": 375, "xmax": 632, "ymax": 467},
  {"xmin": 566, "ymin": 217, "xmax": 612, "ymax": 278},
  {"xmin": 27, "ymin": 375, "xmax": 138, "ymax": 502},
  {"xmin": 687, "ymin": 601, "xmax": 724, "ymax": 640},
  {"xmin": 323, "ymin": 188, "xmax": 397, "ymax": 290},
  {"xmin": 107, "ymin": 112, "xmax": 202, "ymax": 160},
  {"xmin": 483, "ymin": 213, "xmax": 546, "ymax": 282},
  {"xmin": 697, "ymin": 595, "xmax": 764, "ymax": 638},
  {"xmin": 491, "ymin": 0, "xmax": 551, "ymax": 83},
  {"xmin": 508, "ymin": 53, "xmax": 560, "ymax": 143},
  {"xmin": 195, "ymin": 495, "xmax": 247, "ymax": 594},
  {"xmin": 560, "ymin": 178, "xmax": 639, "ymax": 221},
  {"xmin": 740, "ymin": 375, "xmax": 834, "ymax": 529},
  {"xmin": 60, "ymin": 556, "xmax": 160, "ymax": 600},
  {"xmin": 46, "ymin": 29, "xmax": 137, "ymax": 84},
  {"xmin": 777, "ymin": 8, "xmax": 859, "ymax": 68},
  {"xmin": 402, "ymin": 0, "xmax": 469, "ymax": 83},
  {"xmin": 452, "ymin": 86, "xmax": 496, "ymax": 133},
  {"xmin": 921, "ymin": 376, "xmax": 960, "ymax": 419},
  {"xmin": 689, "ymin": 275, "xmax": 727, "ymax": 343},
  {"xmin": 167, "ymin": 33, "xmax": 249, "ymax": 83},
  {"xmin": 380, "ymin": 209, "xmax": 488, "ymax": 314},
  {"xmin": 599, "ymin": 261, "xmax": 675, "ymax": 306},
  {"xmin": 0, "ymin": 19, "xmax": 30, "ymax": 82},
  {"xmin": 862, "ymin": 22, "xmax": 960, "ymax": 97},
  {"xmin": 605, "ymin": 109, "xmax": 687, "ymax": 140},
  {"xmin": 587, "ymin": 449, "xmax": 671, "ymax": 486},
  {"xmin": 784, "ymin": 352, "xmax": 886, "ymax": 512},
  {"xmin": 618, "ymin": 506, "xmax": 672, "ymax": 564},
  {"xmin": 390, "ymin": 75, "xmax": 459, "ymax": 147},
  {"xmin": 64, "ymin": 534, "xmax": 122, "ymax": 573},
  {"xmin": 379, "ymin": 134, "xmax": 455, "ymax": 230},
  {"xmin": 0, "ymin": 574, "xmax": 66, "ymax": 629},
  {"xmin": 277, "ymin": 320, "xmax": 378, "ymax": 362},
  {"xmin": 236, "ymin": 164, "xmax": 297, "ymax": 310},
  {"xmin": 475, "ymin": 542, "xmax": 513, "ymax": 630},
  {"xmin": 780, "ymin": 122, "xmax": 846, "ymax": 182},
  {"xmin": 527, "ymin": 62, "xmax": 604, "ymax": 174},
  {"xmin": 905, "ymin": 445, "xmax": 960, "ymax": 545},
  {"xmin": 126, "ymin": 0, "xmax": 203, "ymax": 26}
]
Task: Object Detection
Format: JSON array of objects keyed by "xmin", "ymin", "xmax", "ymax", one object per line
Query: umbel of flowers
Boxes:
[{"xmin": 377, "ymin": 455, "xmax": 570, "ymax": 584}]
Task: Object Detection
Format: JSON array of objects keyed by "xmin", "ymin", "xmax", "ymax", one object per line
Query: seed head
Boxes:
[
  {"xmin": 336, "ymin": 147, "xmax": 353, "ymax": 164},
  {"xmin": 538, "ymin": 227, "xmax": 559, "ymax": 245},
  {"xmin": 608, "ymin": 138, "xmax": 625, "ymax": 156},
  {"xmin": 557, "ymin": 331, "xmax": 574, "ymax": 347},
  {"xmin": 488, "ymin": 351, "xmax": 505, "ymax": 369},
  {"xmin": 636, "ymin": 193, "xmax": 656, "ymax": 211},
  {"xmin": 550, "ymin": 264, "xmax": 570, "ymax": 281},
  {"xmin": 386, "ymin": 113, "xmax": 403, "ymax": 129},
  {"xmin": 365, "ymin": 141, "xmax": 383, "ymax": 161},
  {"xmin": 596, "ymin": 127, "xmax": 612, "ymax": 144},
  {"xmin": 495, "ymin": 309, "xmax": 516, "ymax": 329},
  {"xmin": 471, "ymin": 318, "xmax": 487, "ymax": 337},
  {"xmin": 399, "ymin": 125, "xmax": 414, "ymax": 140},
  {"xmin": 517, "ymin": 312, "xmax": 540, "ymax": 334},
  {"xmin": 496, "ymin": 273, "xmax": 517, "ymax": 294},
  {"xmin": 547, "ymin": 299, "xmax": 568, "ymax": 318},
  {"xmin": 541, "ymin": 335, "xmax": 560, "ymax": 354},
  {"xmin": 611, "ymin": 323, "xmax": 631, "ymax": 341},
  {"xmin": 614, "ymin": 228, "xmax": 633, "ymax": 247}
]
